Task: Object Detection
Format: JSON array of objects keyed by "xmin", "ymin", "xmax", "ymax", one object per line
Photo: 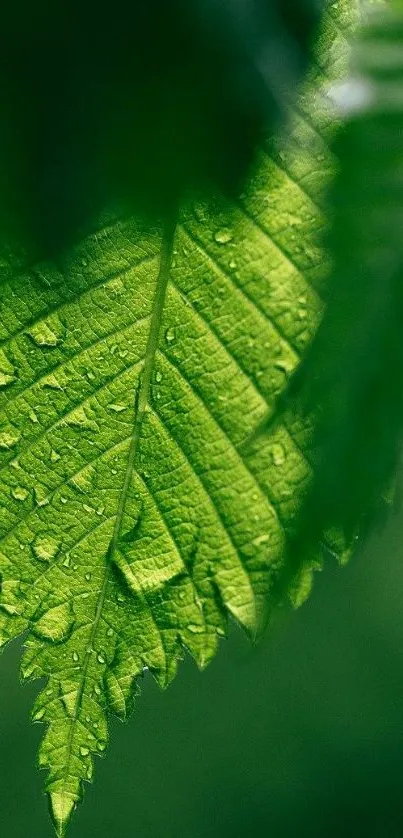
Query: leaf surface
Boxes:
[{"xmin": 0, "ymin": 3, "xmax": 354, "ymax": 834}]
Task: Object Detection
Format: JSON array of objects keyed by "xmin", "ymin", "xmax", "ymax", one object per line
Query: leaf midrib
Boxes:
[{"xmin": 55, "ymin": 213, "xmax": 177, "ymax": 824}]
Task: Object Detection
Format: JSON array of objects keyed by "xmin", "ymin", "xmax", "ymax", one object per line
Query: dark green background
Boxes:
[{"xmin": 1, "ymin": 507, "xmax": 403, "ymax": 837}]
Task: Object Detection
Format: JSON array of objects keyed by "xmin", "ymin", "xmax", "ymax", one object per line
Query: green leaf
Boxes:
[
  {"xmin": 272, "ymin": 3, "xmax": 403, "ymax": 546},
  {"xmin": 0, "ymin": 3, "xmax": 355, "ymax": 835}
]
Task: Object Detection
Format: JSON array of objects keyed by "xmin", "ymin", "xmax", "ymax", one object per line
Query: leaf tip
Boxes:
[{"xmin": 48, "ymin": 791, "xmax": 76, "ymax": 838}]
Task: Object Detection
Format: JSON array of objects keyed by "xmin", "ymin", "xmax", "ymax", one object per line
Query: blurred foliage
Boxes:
[
  {"xmin": 0, "ymin": 0, "xmax": 323, "ymax": 256},
  {"xmin": 267, "ymin": 6, "xmax": 403, "ymax": 555}
]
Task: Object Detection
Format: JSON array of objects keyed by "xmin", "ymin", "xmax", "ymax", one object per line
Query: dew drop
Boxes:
[
  {"xmin": 271, "ymin": 443, "xmax": 286, "ymax": 466},
  {"xmin": 33, "ymin": 601, "xmax": 74, "ymax": 644},
  {"xmin": 97, "ymin": 652, "xmax": 106, "ymax": 664},
  {"xmin": 34, "ymin": 485, "xmax": 50, "ymax": 507},
  {"xmin": 85, "ymin": 572, "xmax": 92, "ymax": 582},
  {"xmin": 27, "ymin": 321, "xmax": 60, "ymax": 347},
  {"xmin": 32, "ymin": 535, "xmax": 60, "ymax": 563},
  {"xmin": 97, "ymin": 739, "xmax": 107, "ymax": 752},
  {"xmin": 106, "ymin": 627, "xmax": 113, "ymax": 637},
  {"xmin": 0, "ymin": 428, "xmax": 21, "ymax": 450},
  {"xmin": 187, "ymin": 623, "xmax": 204, "ymax": 634},
  {"xmin": 164, "ymin": 326, "xmax": 176, "ymax": 344},
  {"xmin": 107, "ymin": 403, "xmax": 127, "ymax": 413},
  {"xmin": 252, "ymin": 534, "xmax": 270, "ymax": 547},
  {"xmin": 0, "ymin": 351, "xmax": 17, "ymax": 388},
  {"xmin": 155, "ymin": 371, "xmax": 162, "ymax": 383},
  {"xmin": 32, "ymin": 707, "xmax": 46, "ymax": 722},
  {"xmin": 72, "ymin": 651, "xmax": 79, "ymax": 663},
  {"xmin": 50, "ymin": 449, "xmax": 61, "ymax": 463},
  {"xmin": 12, "ymin": 486, "xmax": 29, "ymax": 502},
  {"xmin": 65, "ymin": 406, "xmax": 98, "ymax": 432},
  {"xmin": 43, "ymin": 374, "xmax": 63, "ymax": 390},
  {"xmin": 79, "ymin": 746, "xmax": 90, "ymax": 757},
  {"xmin": 214, "ymin": 228, "xmax": 233, "ymax": 245}
]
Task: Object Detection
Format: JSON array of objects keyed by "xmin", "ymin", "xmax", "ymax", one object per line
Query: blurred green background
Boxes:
[{"xmin": 1, "ymin": 506, "xmax": 403, "ymax": 838}]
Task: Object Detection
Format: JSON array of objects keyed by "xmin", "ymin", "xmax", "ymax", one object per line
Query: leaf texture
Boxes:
[{"xmin": 0, "ymin": 2, "xmax": 355, "ymax": 834}]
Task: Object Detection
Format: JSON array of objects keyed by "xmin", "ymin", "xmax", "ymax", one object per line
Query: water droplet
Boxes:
[
  {"xmin": 85, "ymin": 573, "xmax": 92, "ymax": 582},
  {"xmin": 97, "ymin": 652, "xmax": 106, "ymax": 664},
  {"xmin": 0, "ymin": 370, "xmax": 16, "ymax": 388},
  {"xmin": 65, "ymin": 406, "xmax": 98, "ymax": 432},
  {"xmin": 63, "ymin": 555, "xmax": 71, "ymax": 568},
  {"xmin": 0, "ymin": 350, "xmax": 17, "ymax": 387},
  {"xmin": 155, "ymin": 371, "xmax": 162, "ymax": 383},
  {"xmin": 32, "ymin": 535, "xmax": 60, "ymax": 563},
  {"xmin": 72, "ymin": 651, "xmax": 79, "ymax": 663},
  {"xmin": 187, "ymin": 623, "xmax": 204, "ymax": 634},
  {"xmin": 271, "ymin": 443, "xmax": 286, "ymax": 466},
  {"xmin": 27, "ymin": 321, "xmax": 60, "ymax": 347},
  {"xmin": 12, "ymin": 486, "xmax": 29, "ymax": 502},
  {"xmin": 214, "ymin": 228, "xmax": 233, "ymax": 245},
  {"xmin": 252, "ymin": 534, "xmax": 270, "ymax": 547},
  {"xmin": 164, "ymin": 327, "xmax": 176, "ymax": 344},
  {"xmin": 50, "ymin": 449, "xmax": 61, "ymax": 463},
  {"xmin": 0, "ymin": 428, "xmax": 21, "ymax": 450},
  {"xmin": 34, "ymin": 485, "xmax": 50, "ymax": 507},
  {"xmin": 96, "ymin": 505, "xmax": 105, "ymax": 516},
  {"xmin": 33, "ymin": 602, "xmax": 74, "ymax": 644},
  {"xmin": 79, "ymin": 746, "xmax": 90, "ymax": 757},
  {"xmin": 43, "ymin": 374, "xmax": 63, "ymax": 390},
  {"xmin": 94, "ymin": 683, "xmax": 101, "ymax": 696},
  {"xmin": 107, "ymin": 403, "xmax": 127, "ymax": 413},
  {"xmin": 106, "ymin": 627, "xmax": 113, "ymax": 637},
  {"xmin": 97, "ymin": 739, "xmax": 107, "ymax": 752}
]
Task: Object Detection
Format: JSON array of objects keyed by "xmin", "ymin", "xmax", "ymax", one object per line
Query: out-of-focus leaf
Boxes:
[{"xmin": 271, "ymin": 6, "xmax": 403, "ymax": 551}]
